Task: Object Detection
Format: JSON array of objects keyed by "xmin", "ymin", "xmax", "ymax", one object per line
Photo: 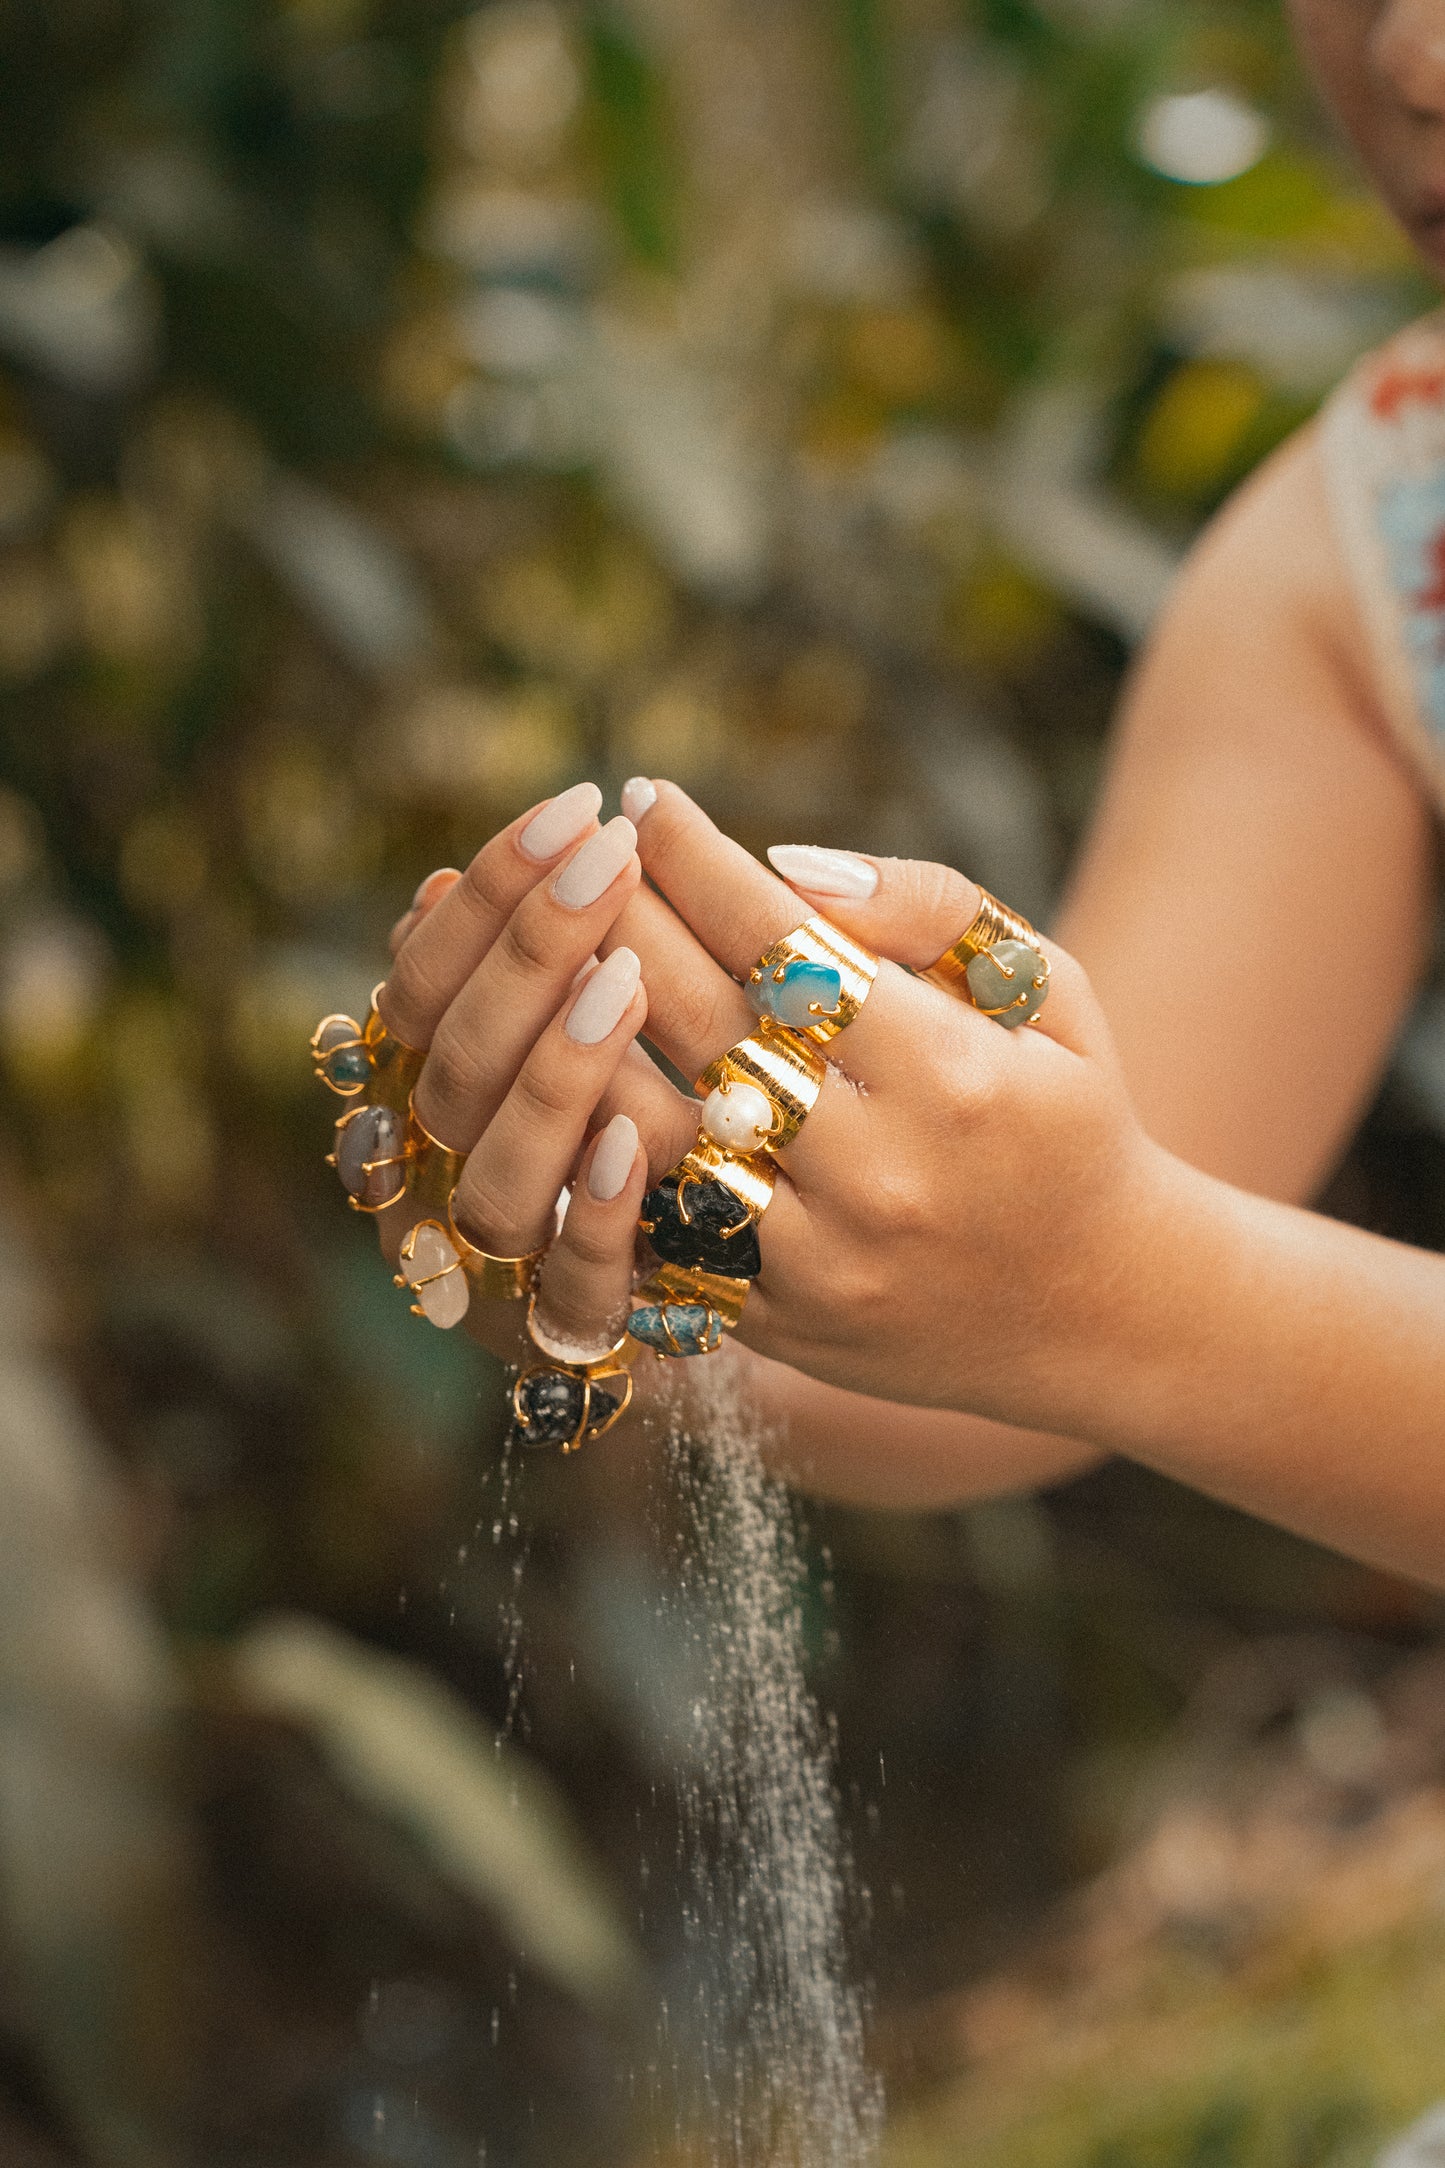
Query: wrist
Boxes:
[{"xmin": 1058, "ymin": 1135, "xmax": 1231, "ymax": 1453}]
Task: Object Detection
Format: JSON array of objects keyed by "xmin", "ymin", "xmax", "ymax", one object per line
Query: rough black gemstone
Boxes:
[
  {"xmin": 639, "ymin": 1173, "xmax": 762, "ymax": 1279},
  {"xmin": 511, "ymin": 1369, "xmax": 622, "ymax": 1450}
]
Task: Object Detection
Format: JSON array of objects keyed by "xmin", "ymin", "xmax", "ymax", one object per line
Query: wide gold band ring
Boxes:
[
  {"xmin": 405, "ymin": 1092, "xmax": 469, "ymax": 1213},
  {"xmin": 313, "ymin": 984, "xmax": 424, "ymax": 1107},
  {"xmin": 924, "ymin": 889, "xmax": 1051, "ymax": 1030},
  {"xmin": 511, "ymin": 1294, "xmax": 635, "ymax": 1452},
  {"xmin": 448, "ymin": 1195, "xmax": 545, "ymax": 1302},
  {"xmin": 694, "ymin": 1026, "xmax": 825, "ymax": 1156},
  {"xmin": 745, "ymin": 915, "xmax": 877, "ymax": 1046},
  {"xmin": 627, "ymin": 1261, "xmax": 749, "ymax": 1358}
]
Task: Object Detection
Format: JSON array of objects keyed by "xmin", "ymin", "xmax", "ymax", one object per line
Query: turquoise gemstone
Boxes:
[
  {"xmin": 628, "ymin": 1302, "xmax": 719, "ymax": 1357},
  {"xmin": 748, "ymin": 958, "xmax": 842, "ymax": 1031},
  {"xmin": 325, "ymin": 1044, "xmax": 373, "ymax": 1086},
  {"xmin": 965, "ymin": 940, "xmax": 1048, "ymax": 1029}
]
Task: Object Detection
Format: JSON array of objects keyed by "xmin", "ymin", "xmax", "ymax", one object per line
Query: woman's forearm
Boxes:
[
  {"xmin": 1076, "ymin": 1146, "xmax": 1445, "ymax": 1583},
  {"xmin": 721, "ymin": 1349, "xmax": 1103, "ymax": 1510}
]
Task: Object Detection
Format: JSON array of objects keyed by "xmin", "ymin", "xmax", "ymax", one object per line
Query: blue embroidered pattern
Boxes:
[{"xmin": 1379, "ymin": 473, "xmax": 1445, "ymax": 746}]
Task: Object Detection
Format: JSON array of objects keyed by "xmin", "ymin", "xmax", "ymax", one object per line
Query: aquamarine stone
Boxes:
[
  {"xmin": 628, "ymin": 1302, "xmax": 720, "ymax": 1357},
  {"xmin": 965, "ymin": 939, "xmax": 1048, "ymax": 1029},
  {"xmin": 748, "ymin": 958, "xmax": 843, "ymax": 1031},
  {"xmin": 325, "ymin": 1044, "xmax": 373, "ymax": 1087}
]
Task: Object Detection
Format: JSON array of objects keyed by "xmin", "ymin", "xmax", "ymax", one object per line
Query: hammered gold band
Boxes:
[
  {"xmin": 695, "ymin": 1025, "xmax": 825, "ymax": 1155},
  {"xmin": 922, "ymin": 890, "xmax": 1050, "ymax": 1028},
  {"xmin": 675, "ymin": 1133, "xmax": 776, "ymax": 1224},
  {"xmin": 746, "ymin": 915, "xmax": 878, "ymax": 1046},
  {"xmin": 924, "ymin": 891, "xmax": 1038, "ymax": 993}
]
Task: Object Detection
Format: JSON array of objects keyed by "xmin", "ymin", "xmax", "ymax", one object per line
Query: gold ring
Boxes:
[
  {"xmin": 311, "ymin": 1011, "xmax": 373, "ymax": 1096},
  {"xmin": 627, "ymin": 1261, "xmax": 748, "ymax": 1357},
  {"xmin": 447, "ymin": 1194, "xmax": 544, "ymax": 1301},
  {"xmin": 924, "ymin": 889, "xmax": 1051, "ymax": 1029},
  {"xmin": 694, "ymin": 1026, "xmax": 824, "ymax": 1156},
  {"xmin": 639, "ymin": 1134, "xmax": 774, "ymax": 1277},
  {"xmin": 327, "ymin": 1102, "xmax": 414, "ymax": 1213},
  {"xmin": 745, "ymin": 916, "xmax": 877, "ymax": 1045},
  {"xmin": 406, "ymin": 1091, "xmax": 469, "ymax": 1212},
  {"xmin": 364, "ymin": 983, "xmax": 426, "ymax": 1110},
  {"xmin": 511, "ymin": 1294, "xmax": 635, "ymax": 1452},
  {"xmin": 393, "ymin": 1217, "xmax": 473, "ymax": 1330}
]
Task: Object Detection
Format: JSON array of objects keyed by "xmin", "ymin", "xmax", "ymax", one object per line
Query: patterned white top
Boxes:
[{"xmin": 1319, "ymin": 314, "xmax": 1445, "ymax": 818}]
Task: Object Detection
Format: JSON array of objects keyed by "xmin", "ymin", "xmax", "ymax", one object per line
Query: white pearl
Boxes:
[
  {"xmin": 401, "ymin": 1223, "xmax": 470, "ymax": 1329},
  {"xmin": 701, "ymin": 1079, "xmax": 774, "ymax": 1154}
]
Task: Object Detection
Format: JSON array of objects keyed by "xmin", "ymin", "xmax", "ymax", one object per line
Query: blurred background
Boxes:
[{"xmin": 5, "ymin": 1, "xmax": 1445, "ymax": 2163}]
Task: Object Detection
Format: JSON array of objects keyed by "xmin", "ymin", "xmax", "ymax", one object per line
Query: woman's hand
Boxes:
[
  {"xmin": 400, "ymin": 779, "xmax": 1166, "ymax": 1443},
  {"xmin": 370, "ymin": 784, "xmax": 658, "ymax": 1369},
  {"xmin": 575, "ymin": 782, "xmax": 1176, "ymax": 1436}
]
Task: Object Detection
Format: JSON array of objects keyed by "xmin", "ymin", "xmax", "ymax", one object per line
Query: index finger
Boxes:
[
  {"xmin": 379, "ymin": 780, "xmax": 602, "ymax": 1047},
  {"xmin": 625, "ymin": 778, "xmax": 959, "ymax": 1077}
]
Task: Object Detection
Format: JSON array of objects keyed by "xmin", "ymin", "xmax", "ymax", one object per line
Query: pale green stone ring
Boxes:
[{"xmin": 922, "ymin": 890, "xmax": 1051, "ymax": 1030}]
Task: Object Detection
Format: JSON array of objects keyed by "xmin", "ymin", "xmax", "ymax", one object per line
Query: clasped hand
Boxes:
[{"xmin": 374, "ymin": 779, "xmax": 1172, "ymax": 1442}]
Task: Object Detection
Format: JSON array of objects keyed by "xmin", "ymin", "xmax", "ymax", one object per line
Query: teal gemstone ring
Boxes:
[{"xmin": 745, "ymin": 916, "xmax": 878, "ymax": 1047}]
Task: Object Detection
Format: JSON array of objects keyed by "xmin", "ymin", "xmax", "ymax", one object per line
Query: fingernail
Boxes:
[
  {"xmin": 552, "ymin": 815, "xmax": 637, "ymax": 910},
  {"xmin": 565, "ymin": 947, "xmax": 641, "ymax": 1045},
  {"xmin": 412, "ymin": 866, "xmax": 460, "ymax": 911},
  {"xmin": 588, "ymin": 1113, "xmax": 639, "ymax": 1201},
  {"xmin": 519, "ymin": 781, "xmax": 603, "ymax": 863},
  {"xmin": 767, "ymin": 844, "xmax": 878, "ymax": 900},
  {"xmin": 621, "ymin": 775, "xmax": 657, "ymax": 822}
]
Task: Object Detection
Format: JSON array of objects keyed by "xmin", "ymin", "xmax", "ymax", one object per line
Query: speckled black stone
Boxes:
[
  {"xmin": 510, "ymin": 1369, "xmax": 623, "ymax": 1450},
  {"xmin": 639, "ymin": 1173, "xmax": 763, "ymax": 1279}
]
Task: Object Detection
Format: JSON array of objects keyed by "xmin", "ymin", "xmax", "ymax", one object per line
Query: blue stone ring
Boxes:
[
  {"xmin": 922, "ymin": 890, "xmax": 1050, "ymax": 1031},
  {"xmin": 745, "ymin": 916, "xmax": 878, "ymax": 1046},
  {"xmin": 627, "ymin": 1263, "xmax": 749, "ymax": 1360}
]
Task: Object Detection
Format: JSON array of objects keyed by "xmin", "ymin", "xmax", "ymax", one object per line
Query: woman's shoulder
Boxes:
[{"xmin": 1172, "ymin": 315, "xmax": 1445, "ymax": 804}]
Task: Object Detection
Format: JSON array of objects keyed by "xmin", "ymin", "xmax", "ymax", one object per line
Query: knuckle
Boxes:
[
  {"xmin": 461, "ymin": 844, "xmax": 517, "ymax": 923},
  {"xmin": 422, "ymin": 1025, "xmax": 488, "ymax": 1117},
  {"xmin": 669, "ymin": 974, "xmax": 732, "ymax": 1065},
  {"xmin": 379, "ymin": 952, "xmax": 439, "ymax": 1039},
  {"xmin": 558, "ymin": 1216, "xmax": 627, "ymax": 1273},
  {"xmin": 910, "ymin": 857, "xmax": 972, "ymax": 929},
  {"xmin": 498, "ymin": 904, "xmax": 558, "ymax": 981},
  {"xmin": 859, "ymin": 1165, "xmax": 930, "ymax": 1241},
  {"xmin": 510, "ymin": 1058, "xmax": 575, "ymax": 1125},
  {"xmin": 454, "ymin": 1165, "xmax": 526, "ymax": 1253}
]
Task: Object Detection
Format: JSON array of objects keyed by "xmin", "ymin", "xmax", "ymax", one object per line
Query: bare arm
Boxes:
[{"xmin": 750, "ymin": 425, "xmax": 1438, "ymax": 1507}]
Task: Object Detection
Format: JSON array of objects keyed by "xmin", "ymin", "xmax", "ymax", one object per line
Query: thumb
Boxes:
[{"xmin": 766, "ymin": 844, "xmax": 1099, "ymax": 1058}]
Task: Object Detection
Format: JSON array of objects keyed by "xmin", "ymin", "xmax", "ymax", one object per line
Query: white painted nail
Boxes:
[
  {"xmin": 766, "ymin": 844, "xmax": 879, "ymax": 900},
  {"xmin": 588, "ymin": 1113, "xmax": 639, "ymax": 1201},
  {"xmin": 565, "ymin": 948, "xmax": 641, "ymax": 1045},
  {"xmin": 412, "ymin": 866, "xmax": 460, "ymax": 910},
  {"xmin": 552, "ymin": 815, "xmax": 637, "ymax": 910},
  {"xmin": 621, "ymin": 775, "xmax": 657, "ymax": 822},
  {"xmin": 518, "ymin": 780, "xmax": 603, "ymax": 862}
]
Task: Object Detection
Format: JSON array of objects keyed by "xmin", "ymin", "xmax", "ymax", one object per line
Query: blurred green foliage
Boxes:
[{"xmin": 1, "ymin": 2, "xmax": 1444, "ymax": 2163}]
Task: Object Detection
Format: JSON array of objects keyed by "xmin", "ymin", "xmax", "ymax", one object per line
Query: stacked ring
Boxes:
[
  {"xmin": 394, "ymin": 1201, "xmax": 545, "ymax": 1329},
  {"xmin": 628, "ymin": 1263, "xmax": 748, "ymax": 1359},
  {"xmin": 631, "ymin": 914, "xmax": 878, "ymax": 1359},
  {"xmin": 745, "ymin": 916, "xmax": 877, "ymax": 1045},
  {"xmin": 924, "ymin": 890, "xmax": 1050, "ymax": 1029},
  {"xmin": 311, "ymin": 984, "xmax": 424, "ymax": 1109},
  {"xmin": 327, "ymin": 1103, "xmax": 413, "ymax": 1214},
  {"xmin": 511, "ymin": 1295, "xmax": 635, "ymax": 1453},
  {"xmin": 694, "ymin": 1025, "xmax": 825, "ymax": 1156},
  {"xmin": 406, "ymin": 1093, "xmax": 469, "ymax": 1215},
  {"xmin": 449, "ymin": 1195, "xmax": 545, "ymax": 1303}
]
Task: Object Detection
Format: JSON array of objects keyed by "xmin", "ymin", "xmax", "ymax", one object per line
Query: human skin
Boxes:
[{"xmin": 368, "ymin": 0, "xmax": 1445, "ymax": 1578}]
